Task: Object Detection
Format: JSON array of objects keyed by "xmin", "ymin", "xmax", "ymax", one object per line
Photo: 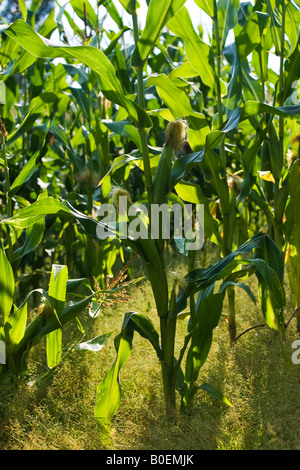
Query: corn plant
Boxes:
[
  {"xmin": 0, "ymin": 260, "xmax": 109, "ymax": 378},
  {"xmin": 94, "ymin": 1, "xmax": 287, "ymax": 421}
]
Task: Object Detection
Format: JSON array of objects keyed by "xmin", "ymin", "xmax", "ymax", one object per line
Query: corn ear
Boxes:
[{"xmin": 152, "ymin": 120, "xmax": 186, "ymax": 205}]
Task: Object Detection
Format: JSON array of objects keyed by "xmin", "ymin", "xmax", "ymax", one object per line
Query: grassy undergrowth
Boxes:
[{"xmin": 0, "ymin": 247, "xmax": 300, "ymax": 451}]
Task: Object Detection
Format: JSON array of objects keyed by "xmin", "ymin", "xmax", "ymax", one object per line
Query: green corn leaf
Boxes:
[
  {"xmin": 238, "ymin": 125, "xmax": 269, "ymax": 203},
  {"xmin": 101, "ymin": 120, "xmax": 141, "ymax": 150},
  {"xmin": 2, "ymin": 196, "xmax": 144, "ymax": 264},
  {"xmin": 34, "ymin": 294, "xmax": 95, "ymax": 338},
  {"xmin": 176, "ymin": 232, "xmax": 285, "ymax": 320},
  {"xmin": 5, "ymin": 96, "xmax": 51, "ymax": 147},
  {"xmin": 0, "ymin": 247, "xmax": 15, "ymax": 324},
  {"xmin": 223, "ymin": 43, "xmax": 242, "ymax": 117},
  {"xmin": 117, "ymin": 0, "xmax": 140, "ymax": 14},
  {"xmin": 5, "ymin": 302, "xmax": 28, "ymax": 350},
  {"xmin": 199, "ymin": 382, "xmax": 232, "ymax": 406},
  {"xmin": 8, "ymin": 126, "xmax": 49, "ymax": 197},
  {"xmin": 218, "ymin": 281, "xmax": 257, "ymax": 305},
  {"xmin": 175, "ymin": 181, "xmax": 222, "ymax": 247},
  {"xmin": 126, "ymin": 312, "xmax": 161, "ymax": 358},
  {"xmin": 101, "ymin": 0, "xmax": 125, "ymax": 30},
  {"xmin": 48, "ymin": 265, "xmax": 68, "ymax": 320},
  {"xmin": 281, "ymin": 35, "xmax": 300, "ymax": 104},
  {"xmin": 147, "ymin": 74, "xmax": 210, "ymax": 147},
  {"xmin": 94, "ymin": 314, "xmax": 134, "ymax": 426},
  {"xmin": 70, "ymin": 0, "xmax": 99, "ymax": 31},
  {"xmin": 285, "ymin": 1, "xmax": 300, "ymax": 55},
  {"xmin": 12, "ymin": 218, "xmax": 45, "ymax": 263},
  {"xmin": 94, "ymin": 311, "xmax": 161, "ymax": 425},
  {"xmin": 2, "ymin": 197, "xmax": 71, "ymax": 230},
  {"xmin": 235, "ymin": 11, "xmax": 269, "ymax": 62},
  {"xmin": 193, "ymin": 0, "xmax": 214, "ymax": 18},
  {"xmin": 98, "ymin": 154, "xmax": 142, "ymax": 186},
  {"xmin": 266, "ymin": 0, "xmax": 281, "ymax": 54},
  {"xmin": 46, "ymin": 327, "xmax": 62, "ymax": 369},
  {"xmin": 170, "ymin": 150, "xmax": 205, "ymax": 186},
  {"xmin": 0, "ymin": 50, "xmax": 36, "ymax": 81},
  {"xmin": 185, "ymin": 288, "xmax": 225, "ymax": 385},
  {"xmin": 167, "ymin": 6, "xmax": 216, "ymax": 89},
  {"xmin": 0, "ymin": 19, "xmax": 152, "ymax": 130},
  {"xmin": 217, "ymin": 0, "xmax": 240, "ymax": 52},
  {"xmin": 241, "ymin": 101, "xmax": 300, "ymax": 121},
  {"xmin": 131, "ymin": 0, "xmax": 187, "ymax": 70},
  {"xmin": 70, "ymin": 87, "xmax": 90, "ymax": 121},
  {"xmin": 169, "ymin": 61, "xmax": 199, "ymax": 79},
  {"xmin": 18, "ymin": 0, "xmax": 27, "ymax": 21},
  {"xmin": 251, "ymin": 257, "xmax": 285, "ymax": 331}
]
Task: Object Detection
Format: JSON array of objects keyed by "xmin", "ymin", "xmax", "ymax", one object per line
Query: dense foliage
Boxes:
[{"xmin": 0, "ymin": 0, "xmax": 299, "ymax": 429}]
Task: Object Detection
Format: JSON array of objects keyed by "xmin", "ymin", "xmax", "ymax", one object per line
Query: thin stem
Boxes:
[
  {"xmin": 2, "ymin": 139, "xmax": 12, "ymax": 219},
  {"xmin": 278, "ymin": 0, "xmax": 286, "ymax": 163},
  {"xmin": 259, "ymin": 47, "xmax": 265, "ymax": 103},
  {"xmin": 160, "ymin": 285, "xmax": 177, "ymax": 412},
  {"xmin": 234, "ymin": 322, "xmax": 267, "ymax": 342},
  {"xmin": 227, "ymin": 286, "xmax": 236, "ymax": 345},
  {"xmin": 213, "ymin": 0, "xmax": 226, "ymax": 160},
  {"xmin": 275, "ymin": 0, "xmax": 286, "ymax": 252},
  {"xmin": 131, "ymin": 11, "xmax": 153, "ymax": 215}
]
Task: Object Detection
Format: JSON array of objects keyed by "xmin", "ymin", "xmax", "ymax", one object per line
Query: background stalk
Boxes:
[
  {"xmin": 132, "ymin": 10, "xmax": 153, "ymax": 215},
  {"xmin": 213, "ymin": 0, "xmax": 236, "ymax": 344},
  {"xmin": 274, "ymin": 0, "xmax": 287, "ymax": 253},
  {"xmin": 131, "ymin": 8, "xmax": 176, "ymax": 413}
]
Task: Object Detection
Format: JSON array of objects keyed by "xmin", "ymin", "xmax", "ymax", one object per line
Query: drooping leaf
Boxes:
[
  {"xmin": 12, "ymin": 217, "xmax": 45, "ymax": 263},
  {"xmin": 0, "ymin": 20, "xmax": 152, "ymax": 129},
  {"xmin": 126, "ymin": 312, "xmax": 161, "ymax": 358},
  {"xmin": 185, "ymin": 288, "xmax": 225, "ymax": 385},
  {"xmin": 199, "ymin": 382, "xmax": 232, "ymax": 406},
  {"xmin": 176, "ymin": 231, "xmax": 285, "ymax": 334},
  {"xmin": 94, "ymin": 314, "xmax": 134, "ymax": 426},
  {"xmin": 241, "ymin": 101, "xmax": 300, "ymax": 120}
]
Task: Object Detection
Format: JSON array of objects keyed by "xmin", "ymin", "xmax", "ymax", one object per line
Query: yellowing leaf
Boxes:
[{"xmin": 257, "ymin": 170, "xmax": 275, "ymax": 183}]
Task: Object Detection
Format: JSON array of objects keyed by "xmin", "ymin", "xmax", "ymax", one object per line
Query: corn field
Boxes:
[{"xmin": 0, "ymin": 0, "xmax": 300, "ymax": 451}]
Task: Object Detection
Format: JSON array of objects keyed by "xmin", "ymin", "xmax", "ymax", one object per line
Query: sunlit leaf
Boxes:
[
  {"xmin": 131, "ymin": 0, "xmax": 187, "ymax": 70},
  {"xmin": 0, "ymin": 20, "xmax": 152, "ymax": 129},
  {"xmin": 167, "ymin": 6, "xmax": 216, "ymax": 89},
  {"xmin": 0, "ymin": 247, "xmax": 15, "ymax": 324}
]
